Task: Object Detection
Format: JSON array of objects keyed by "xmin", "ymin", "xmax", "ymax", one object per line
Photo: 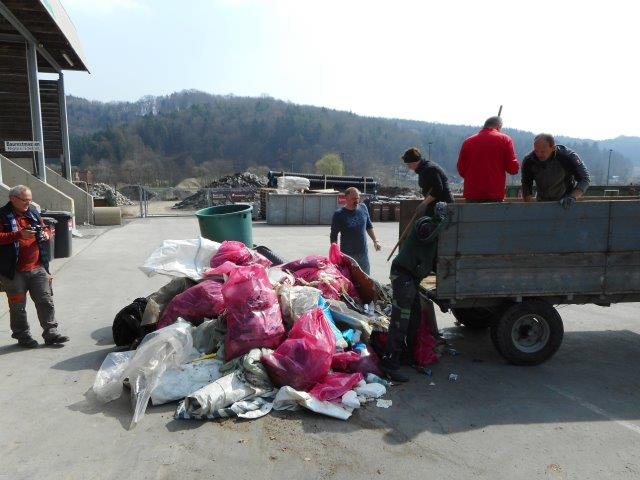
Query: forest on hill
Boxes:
[{"xmin": 67, "ymin": 90, "xmax": 636, "ymax": 187}]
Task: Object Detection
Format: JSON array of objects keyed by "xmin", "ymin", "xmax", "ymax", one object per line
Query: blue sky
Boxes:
[{"xmin": 61, "ymin": 0, "xmax": 639, "ymax": 140}]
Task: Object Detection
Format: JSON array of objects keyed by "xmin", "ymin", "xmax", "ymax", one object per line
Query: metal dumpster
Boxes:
[{"xmin": 266, "ymin": 193, "xmax": 339, "ymax": 225}]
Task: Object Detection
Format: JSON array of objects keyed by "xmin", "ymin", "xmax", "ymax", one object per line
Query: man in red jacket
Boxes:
[
  {"xmin": 0, "ymin": 186, "xmax": 68, "ymax": 348},
  {"xmin": 457, "ymin": 116, "xmax": 520, "ymax": 201}
]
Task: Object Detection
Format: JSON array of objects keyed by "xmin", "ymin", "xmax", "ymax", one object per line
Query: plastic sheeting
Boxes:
[
  {"xmin": 177, "ymin": 370, "xmax": 266, "ymax": 418},
  {"xmin": 139, "ymin": 238, "xmax": 220, "ymax": 280},
  {"xmin": 150, "ymin": 358, "xmax": 223, "ymax": 405}
]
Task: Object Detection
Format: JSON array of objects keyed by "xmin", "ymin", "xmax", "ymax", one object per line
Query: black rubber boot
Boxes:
[{"xmin": 380, "ymin": 356, "xmax": 410, "ymax": 382}]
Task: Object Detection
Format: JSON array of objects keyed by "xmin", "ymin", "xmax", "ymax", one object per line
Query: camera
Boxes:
[{"xmin": 32, "ymin": 225, "xmax": 46, "ymax": 243}]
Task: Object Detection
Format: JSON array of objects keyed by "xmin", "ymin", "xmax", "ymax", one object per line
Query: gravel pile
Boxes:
[
  {"xmin": 377, "ymin": 185, "xmax": 420, "ymax": 197},
  {"xmin": 119, "ymin": 185, "xmax": 157, "ymax": 201},
  {"xmin": 172, "ymin": 172, "xmax": 267, "ymax": 211},
  {"xmin": 91, "ymin": 183, "xmax": 135, "ymax": 206}
]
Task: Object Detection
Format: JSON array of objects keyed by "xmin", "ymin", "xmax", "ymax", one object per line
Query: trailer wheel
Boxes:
[
  {"xmin": 491, "ymin": 300, "xmax": 563, "ymax": 365},
  {"xmin": 451, "ymin": 307, "xmax": 494, "ymax": 328}
]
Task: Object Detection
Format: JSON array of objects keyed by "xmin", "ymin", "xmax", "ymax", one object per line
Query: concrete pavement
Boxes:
[{"xmin": 1, "ymin": 217, "xmax": 639, "ymax": 480}]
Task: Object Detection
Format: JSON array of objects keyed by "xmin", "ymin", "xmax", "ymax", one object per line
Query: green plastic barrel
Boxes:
[{"xmin": 195, "ymin": 204, "xmax": 253, "ymax": 246}]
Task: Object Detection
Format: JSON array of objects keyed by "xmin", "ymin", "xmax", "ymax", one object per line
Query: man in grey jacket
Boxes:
[{"xmin": 521, "ymin": 133, "xmax": 590, "ymax": 208}]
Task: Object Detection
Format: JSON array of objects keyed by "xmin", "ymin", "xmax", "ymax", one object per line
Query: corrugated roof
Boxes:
[{"xmin": 0, "ymin": 0, "xmax": 89, "ymax": 72}]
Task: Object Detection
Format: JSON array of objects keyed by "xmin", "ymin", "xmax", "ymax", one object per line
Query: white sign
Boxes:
[{"xmin": 4, "ymin": 141, "xmax": 42, "ymax": 152}]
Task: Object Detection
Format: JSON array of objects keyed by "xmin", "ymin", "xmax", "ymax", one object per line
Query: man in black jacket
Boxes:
[
  {"xmin": 522, "ymin": 134, "xmax": 590, "ymax": 208},
  {"xmin": 401, "ymin": 147, "xmax": 454, "ymax": 216},
  {"xmin": 0, "ymin": 186, "xmax": 68, "ymax": 348}
]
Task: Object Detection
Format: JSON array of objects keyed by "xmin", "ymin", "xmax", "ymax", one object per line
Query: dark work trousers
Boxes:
[
  {"xmin": 0, "ymin": 266, "xmax": 58, "ymax": 340},
  {"xmin": 385, "ymin": 271, "xmax": 421, "ymax": 368}
]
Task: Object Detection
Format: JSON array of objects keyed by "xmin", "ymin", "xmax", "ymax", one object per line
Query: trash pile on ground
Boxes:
[
  {"xmin": 172, "ymin": 173, "xmax": 268, "ymax": 210},
  {"xmin": 95, "ymin": 238, "xmax": 441, "ymax": 428},
  {"xmin": 377, "ymin": 185, "xmax": 421, "ymax": 198},
  {"xmin": 90, "ymin": 183, "xmax": 135, "ymax": 206}
]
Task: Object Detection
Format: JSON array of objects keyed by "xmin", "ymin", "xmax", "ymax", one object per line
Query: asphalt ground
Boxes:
[{"xmin": 1, "ymin": 217, "xmax": 639, "ymax": 480}]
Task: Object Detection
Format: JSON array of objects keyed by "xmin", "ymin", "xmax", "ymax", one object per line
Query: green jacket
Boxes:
[{"xmin": 391, "ymin": 215, "xmax": 446, "ymax": 282}]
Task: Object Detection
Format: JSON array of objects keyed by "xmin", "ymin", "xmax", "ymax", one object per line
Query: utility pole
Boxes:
[{"xmin": 606, "ymin": 149, "xmax": 613, "ymax": 186}]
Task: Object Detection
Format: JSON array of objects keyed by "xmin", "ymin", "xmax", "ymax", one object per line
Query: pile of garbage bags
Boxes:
[{"xmin": 95, "ymin": 238, "xmax": 438, "ymax": 428}]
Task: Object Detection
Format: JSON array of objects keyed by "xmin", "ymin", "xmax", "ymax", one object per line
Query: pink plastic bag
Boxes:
[
  {"xmin": 222, "ymin": 264, "xmax": 285, "ymax": 360},
  {"xmin": 309, "ymin": 372, "xmax": 363, "ymax": 402},
  {"xmin": 280, "ymin": 255, "xmax": 329, "ymax": 272},
  {"xmin": 262, "ymin": 308, "xmax": 336, "ymax": 391},
  {"xmin": 157, "ymin": 279, "xmax": 225, "ymax": 329},
  {"xmin": 414, "ymin": 309, "xmax": 438, "ymax": 367},
  {"xmin": 331, "ymin": 348, "xmax": 382, "ymax": 376},
  {"xmin": 282, "ymin": 253, "xmax": 358, "ymax": 301},
  {"xmin": 210, "ymin": 240, "xmax": 271, "ymax": 269}
]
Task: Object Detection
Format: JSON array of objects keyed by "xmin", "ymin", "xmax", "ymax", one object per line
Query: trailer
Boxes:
[{"xmin": 420, "ymin": 199, "xmax": 640, "ymax": 365}]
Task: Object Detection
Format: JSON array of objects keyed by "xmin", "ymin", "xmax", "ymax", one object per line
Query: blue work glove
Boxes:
[{"xmin": 559, "ymin": 195, "xmax": 576, "ymax": 209}]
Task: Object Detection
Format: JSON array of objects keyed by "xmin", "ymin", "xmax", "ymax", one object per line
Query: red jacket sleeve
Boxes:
[
  {"xmin": 503, "ymin": 137, "xmax": 520, "ymax": 175},
  {"xmin": 0, "ymin": 230, "xmax": 21, "ymax": 245}
]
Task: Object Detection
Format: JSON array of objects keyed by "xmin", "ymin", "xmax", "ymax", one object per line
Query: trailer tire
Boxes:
[
  {"xmin": 491, "ymin": 300, "xmax": 563, "ymax": 365},
  {"xmin": 451, "ymin": 307, "xmax": 494, "ymax": 329}
]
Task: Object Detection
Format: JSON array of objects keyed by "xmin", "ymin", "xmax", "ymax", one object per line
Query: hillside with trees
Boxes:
[{"xmin": 67, "ymin": 90, "xmax": 637, "ymax": 186}]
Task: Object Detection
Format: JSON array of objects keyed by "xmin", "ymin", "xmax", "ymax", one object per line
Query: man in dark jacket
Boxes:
[
  {"xmin": 0, "ymin": 185, "xmax": 68, "ymax": 347},
  {"xmin": 401, "ymin": 147, "xmax": 454, "ymax": 216},
  {"xmin": 380, "ymin": 203, "xmax": 447, "ymax": 382},
  {"xmin": 522, "ymin": 133, "xmax": 590, "ymax": 208}
]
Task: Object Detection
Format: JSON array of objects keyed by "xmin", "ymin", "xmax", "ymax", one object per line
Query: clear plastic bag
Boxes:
[
  {"xmin": 276, "ymin": 284, "xmax": 322, "ymax": 328},
  {"xmin": 93, "ymin": 350, "xmax": 135, "ymax": 403},
  {"xmin": 127, "ymin": 320, "xmax": 198, "ymax": 427}
]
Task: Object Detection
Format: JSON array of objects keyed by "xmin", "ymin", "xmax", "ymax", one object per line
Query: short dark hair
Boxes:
[
  {"xmin": 401, "ymin": 147, "xmax": 422, "ymax": 163},
  {"xmin": 534, "ymin": 133, "xmax": 555, "ymax": 146},
  {"xmin": 484, "ymin": 116, "xmax": 503, "ymax": 129}
]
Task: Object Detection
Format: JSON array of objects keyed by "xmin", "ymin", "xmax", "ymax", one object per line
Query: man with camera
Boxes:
[{"xmin": 0, "ymin": 185, "xmax": 68, "ymax": 348}]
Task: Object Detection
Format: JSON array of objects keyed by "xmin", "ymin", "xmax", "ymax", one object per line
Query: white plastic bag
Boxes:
[
  {"xmin": 341, "ymin": 390, "xmax": 361, "ymax": 409},
  {"xmin": 272, "ymin": 386, "xmax": 354, "ymax": 420},
  {"xmin": 150, "ymin": 359, "xmax": 223, "ymax": 406},
  {"xmin": 276, "ymin": 176, "xmax": 310, "ymax": 192},
  {"xmin": 354, "ymin": 382, "xmax": 386, "ymax": 399},
  {"xmin": 139, "ymin": 237, "xmax": 220, "ymax": 280}
]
